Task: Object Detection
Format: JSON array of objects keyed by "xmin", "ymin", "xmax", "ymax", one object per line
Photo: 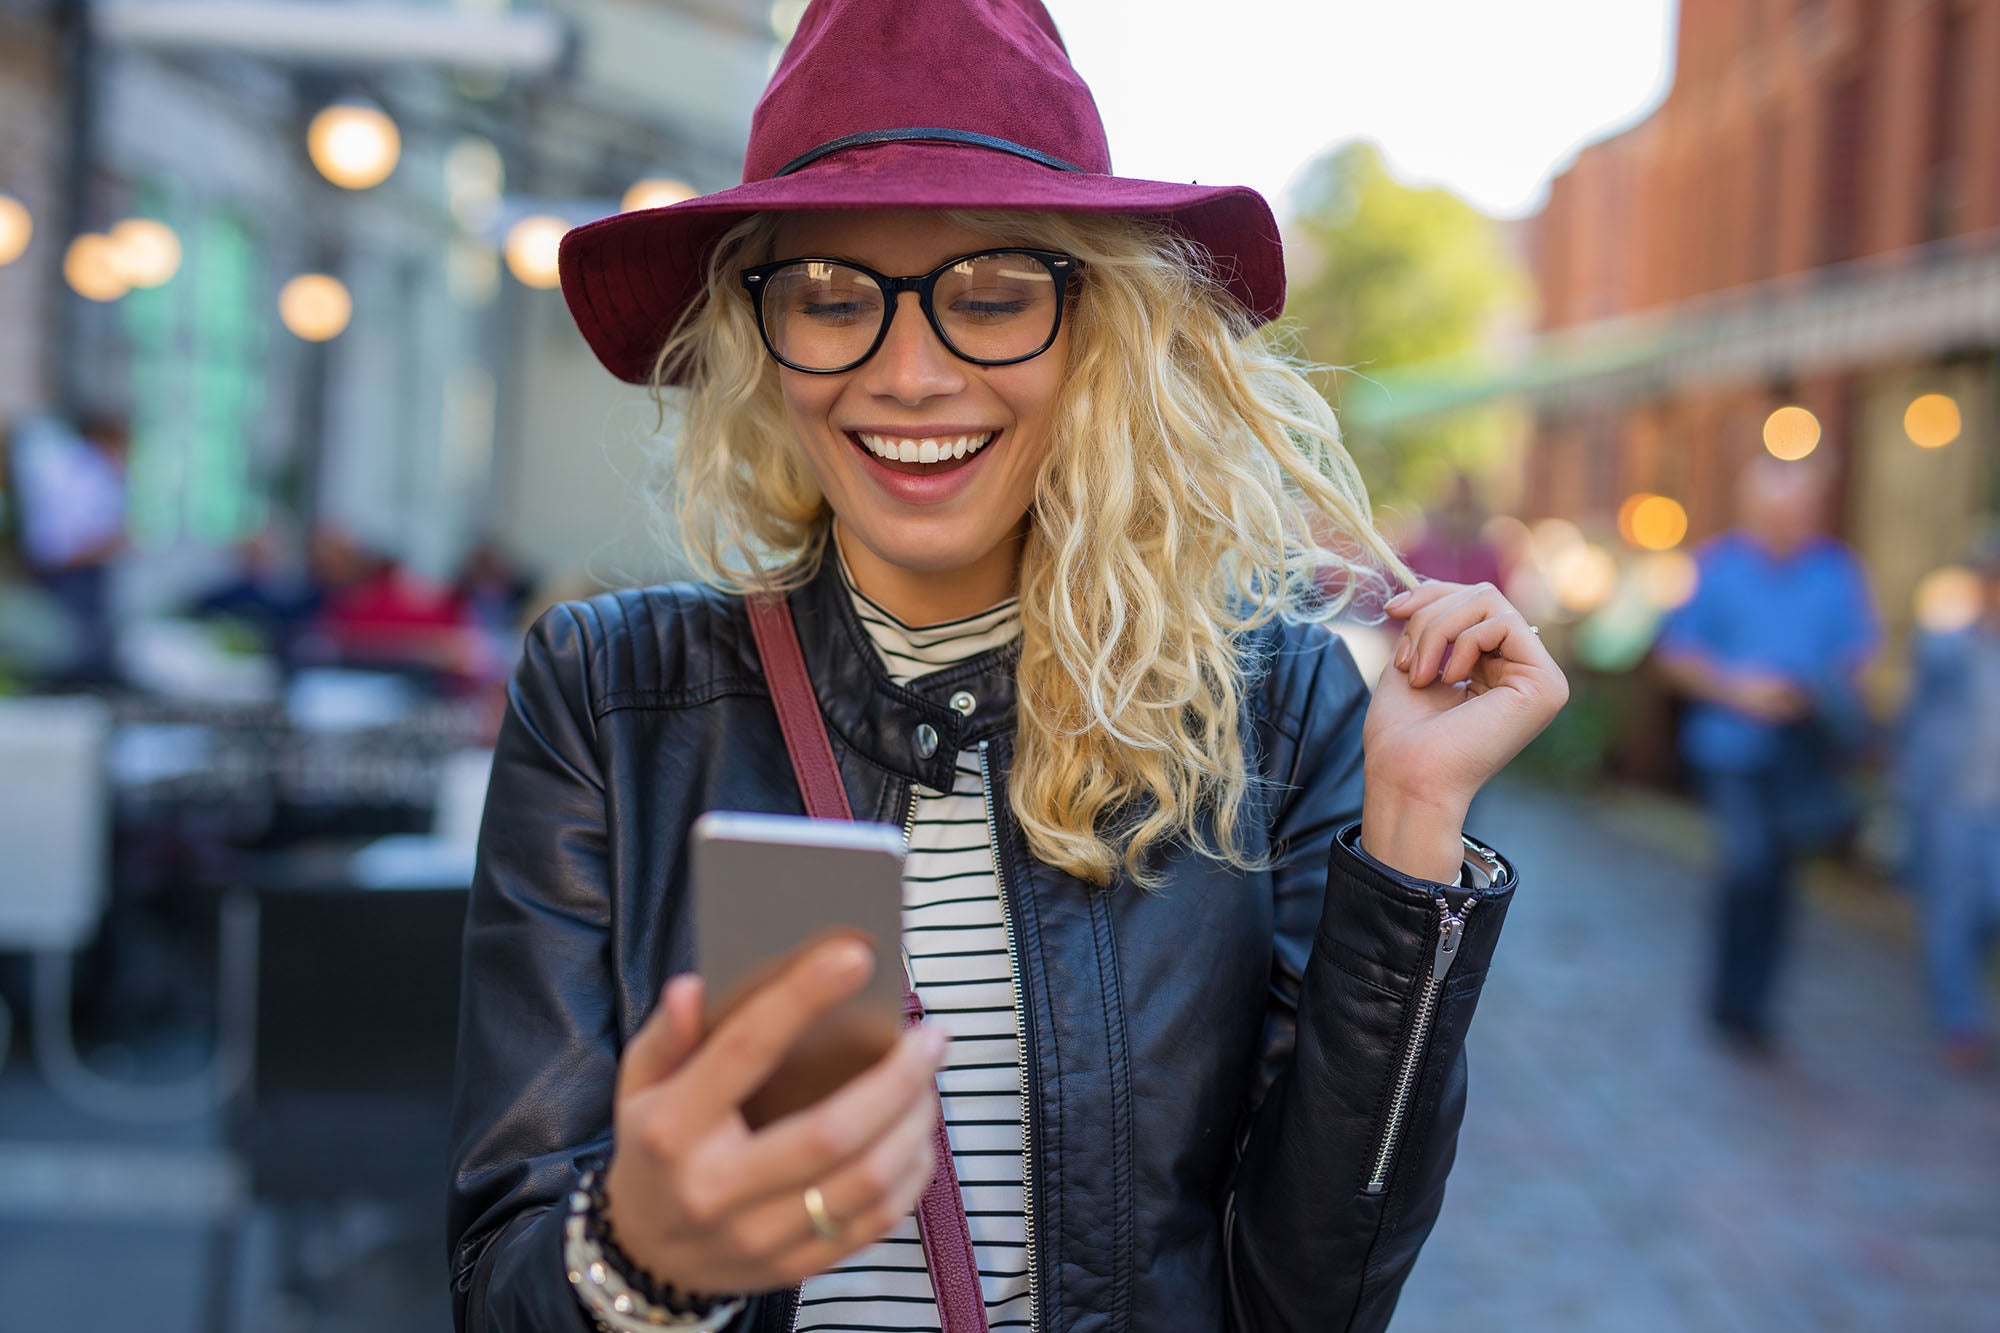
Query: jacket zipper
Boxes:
[
  {"xmin": 901, "ymin": 784, "xmax": 921, "ymax": 991},
  {"xmin": 978, "ymin": 740, "xmax": 1040, "ymax": 1333},
  {"xmin": 1363, "ymin": 892, "xmax": 1477, "ymax": 1195}
]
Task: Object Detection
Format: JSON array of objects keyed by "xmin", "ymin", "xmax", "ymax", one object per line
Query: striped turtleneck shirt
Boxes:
[{"xmin": 793, "ymin": 570, "xmax": 1031, "ymax": 1332}]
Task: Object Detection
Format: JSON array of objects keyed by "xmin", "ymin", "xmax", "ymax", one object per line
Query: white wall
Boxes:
[{"xmin": 495, "ymin": 286, "xmax": 689, "ymax": 591}]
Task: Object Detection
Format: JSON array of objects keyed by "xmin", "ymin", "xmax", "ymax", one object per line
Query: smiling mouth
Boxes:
[{"xmin": 849, "ymin": 430, "xmax": 996, "ymax": 475}]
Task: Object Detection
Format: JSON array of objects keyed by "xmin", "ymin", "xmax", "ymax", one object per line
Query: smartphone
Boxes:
[{"xmin": 692, "ymin": 811, "xmax": 907, "ymax": 1128}]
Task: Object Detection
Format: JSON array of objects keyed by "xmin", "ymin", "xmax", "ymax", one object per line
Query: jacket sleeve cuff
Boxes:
[
  {"xmin": 1323, "ymin": 821, "xmax": 1517, "ymax": 986},
  {"xmin": 1337, "ymin": 822, "xmax": 1516, "ymax": 894}
]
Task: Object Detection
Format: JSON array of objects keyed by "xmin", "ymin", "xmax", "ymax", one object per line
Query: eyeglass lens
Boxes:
[{"xmin": 757, "ymin": 252, "xmax": 1061, "ymax": 372}]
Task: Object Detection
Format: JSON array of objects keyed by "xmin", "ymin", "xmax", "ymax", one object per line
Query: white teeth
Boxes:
[{"xmin": 855, "ymin": 432, "xmax": 996, "ymax": 464}]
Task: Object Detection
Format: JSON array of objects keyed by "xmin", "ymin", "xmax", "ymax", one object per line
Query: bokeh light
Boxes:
[
  {"xmin": 1903, "ymin": 393, "xmax": 1961, "ymax": 450},
  {"xmin": 1762, "ymin": 405, "xmax": 1821, "ymax": 461},
  {"xmin": 307, "ymin": 103, "xmax": 402, "ymax": 190},
  {"xmin": 621, "ymin": 178, "xmax": 698, "ymax": 212},
  {"xmin": 108, "ymin": 218, "xmax": 182, "ymax": 288},
  {"xmin": 446, "ymin": 239, "xmax": 500, "ymax": 309},
  {"xmin": 445, "ymin": 137, "xmax": 505, "ymax": 231},
  {"xmin": 1529, "ymin": 516, "xmax": 1585, "ymax": 562},
  {"xmin": 1618, "ymin": 493, "xmax": 1689, "ymax": 552},
  {"xmin": 0, "ymin": 193, "xmax": 31, "ymax": 267},
  {"xmin": 1549, "ymin": 541, "xmax": 1619, "ymax": 614},
  {"xmin": 1481, "ymin": 513, "xmax": 1531, "ymax": 556},
  {"xmin": 64, "ymin": 234, "xmax": 131, "ymax": 302},
  {"xmin": 1636, "ymin": 549, "xmax": 1699, "ymax": 610},
  {"xmin": 279, "ymin": 273, "xmax": 353, "ymax": 341},
  {"xmin": 1913, "ymin": 565, "xmax": 1984, "ymax": 633},
  {"xmin": 504, "ymin": 214, "xmax": 568, "ymax": 289}
]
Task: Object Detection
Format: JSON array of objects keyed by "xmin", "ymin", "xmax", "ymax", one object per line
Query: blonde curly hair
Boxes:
[{"xmin": 651, "ymin": 208, "xmax": 1406, "ymax": 887}]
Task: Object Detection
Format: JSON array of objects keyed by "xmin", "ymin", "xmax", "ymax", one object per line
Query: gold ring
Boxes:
[{"xmin": 802, "ymin": 1185, "xmax": 840, "ymax": 1241}]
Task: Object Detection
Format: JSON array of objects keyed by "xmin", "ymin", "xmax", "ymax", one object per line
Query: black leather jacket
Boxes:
[{"xmin": 448, "ymin": 558, "xmax": 1516, "ymax": 1333}]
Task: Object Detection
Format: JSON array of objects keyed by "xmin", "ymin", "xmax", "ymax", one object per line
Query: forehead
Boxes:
[{"xmin": 771, "ymin": 210, "xmax": 1029, "ymax": 272}]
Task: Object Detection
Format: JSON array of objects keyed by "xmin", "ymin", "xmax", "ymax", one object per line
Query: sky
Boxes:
[{"xmin": 1045, "ymin": 0, "xmax": 1680, "ymax": 221}]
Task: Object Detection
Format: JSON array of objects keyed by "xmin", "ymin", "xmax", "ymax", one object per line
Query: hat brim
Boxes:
[{"xmin": 558, "ymin": 140, "xmax": 1286, "ymax": 385}]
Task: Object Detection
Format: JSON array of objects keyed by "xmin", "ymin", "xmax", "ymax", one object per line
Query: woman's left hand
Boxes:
[{"xmin": 1360, "ymin": 580, "xmax": 1569, "ymax": 882}]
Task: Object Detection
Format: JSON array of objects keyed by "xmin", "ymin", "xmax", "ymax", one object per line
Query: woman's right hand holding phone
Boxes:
[{"xmin": 601, "ymin": 937, "xmax": 950, "ymax": 1295}]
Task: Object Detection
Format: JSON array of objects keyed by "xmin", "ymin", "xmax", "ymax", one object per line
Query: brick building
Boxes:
[{"xmin": 1524, "ymin": 0, "xmax": 2000, "ymax": 694}]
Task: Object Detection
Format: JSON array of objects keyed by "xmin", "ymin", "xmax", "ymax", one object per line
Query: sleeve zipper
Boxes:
[{"xmin": 1362, "ymin": 892, "xmax": 1476, "ymax": 1195}]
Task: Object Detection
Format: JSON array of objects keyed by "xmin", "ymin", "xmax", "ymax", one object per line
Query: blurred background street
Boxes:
[
  {"xmin": 3, "ymin": 0, "xmax": 1998, "ymax": 1329},
  {"xmin": 1400, "ymin": 785, "xmax": 2000, "ymax": 1333}
]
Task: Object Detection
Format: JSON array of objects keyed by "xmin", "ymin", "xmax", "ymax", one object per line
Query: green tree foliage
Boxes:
[{"xmin": 1281, "ymin": 141, "xmax": 1529, "ymax": 510}]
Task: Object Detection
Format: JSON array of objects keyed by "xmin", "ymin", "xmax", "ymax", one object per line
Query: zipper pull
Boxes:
[{"xmin": 1430, "ymin": 897, "xmax": 1475, "ymax": 984}]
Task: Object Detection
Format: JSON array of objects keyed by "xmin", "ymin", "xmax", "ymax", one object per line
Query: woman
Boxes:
[{"xmin": 448, "ymin": 2, "xmax": 1567, "ymax": 1331}]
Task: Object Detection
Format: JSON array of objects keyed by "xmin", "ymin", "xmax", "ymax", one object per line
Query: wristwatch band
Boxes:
[{"xmin": 1459, "ymin": 833, "xmax": 1508, "ymax": 891}]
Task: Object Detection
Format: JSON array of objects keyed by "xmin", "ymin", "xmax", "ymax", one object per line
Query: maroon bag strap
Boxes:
[
  {"xmin": 745, "ymin": 592, "xmax": 855, "ymax": 821},
  {"xmin": 745, "ymin": 593, "xmax": 992, "ymax": 1333}
]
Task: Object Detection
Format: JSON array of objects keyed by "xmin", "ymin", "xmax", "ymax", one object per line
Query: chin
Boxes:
[{"xmin": 857, "ymin": 532, "xmax": 992, "ymax": 576}]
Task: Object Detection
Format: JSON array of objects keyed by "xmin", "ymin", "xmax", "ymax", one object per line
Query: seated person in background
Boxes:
[{"xmin": 187, "ymin": 518, "xmax": 325, "ymax": 668}]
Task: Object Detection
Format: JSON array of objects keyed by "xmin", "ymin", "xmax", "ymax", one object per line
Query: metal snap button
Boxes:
[
  {"xmin": 914, "ymin": 723, "xmax": 940, "ymax": 759},
  {"xmin": 949, "ymin": 690, "xmax": 977, "ymax": 717}
]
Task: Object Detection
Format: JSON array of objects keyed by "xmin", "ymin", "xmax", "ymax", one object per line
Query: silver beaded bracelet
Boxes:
[{"xmin": 562, "ymin": 1178, "xmax": 745, "ymax": 1331}]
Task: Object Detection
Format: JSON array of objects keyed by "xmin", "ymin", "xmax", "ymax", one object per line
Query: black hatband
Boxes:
[{"xmin": 773, "ymin": 127, "xmax": 1083, "ymax": 178}]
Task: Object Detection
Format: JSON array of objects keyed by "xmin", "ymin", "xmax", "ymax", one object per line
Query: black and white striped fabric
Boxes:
[{"xmin": 793, "ymin": 570, "xmax": 1030, "ymax": 1332}]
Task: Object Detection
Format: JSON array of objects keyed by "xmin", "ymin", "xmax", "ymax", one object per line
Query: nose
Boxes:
[{"xmin": 857, "ymin": 292, "xmax": 965, "ymax": 406}]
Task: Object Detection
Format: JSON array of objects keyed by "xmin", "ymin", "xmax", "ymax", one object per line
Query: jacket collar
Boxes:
[{"xmin": 785, "ymin": 553, "xmax": 1021, "ymax": 791}]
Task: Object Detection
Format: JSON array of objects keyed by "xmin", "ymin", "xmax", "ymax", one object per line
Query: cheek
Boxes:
[
  {"xmin": 778, "ymin": 378, "xmax": 847, "ymax": 456},
  {"xmin": 1000, "ymin": 367, "xmax": 1065, "ymax": 472}
]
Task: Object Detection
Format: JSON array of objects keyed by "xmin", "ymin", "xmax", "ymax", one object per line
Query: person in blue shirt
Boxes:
[
  {"xmin": 1896, "ymin": 533, "xmax": 2000, "ymax": 1073},
  {"xmin": 1658, "ymin": 456, "xmax": 1878, "ymax": 1053}
]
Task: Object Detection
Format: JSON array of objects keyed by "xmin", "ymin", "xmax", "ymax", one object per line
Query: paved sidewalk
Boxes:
[{"xmin": 1392, "ymin": 785, "xmax": 2000, "ymax": 1333}]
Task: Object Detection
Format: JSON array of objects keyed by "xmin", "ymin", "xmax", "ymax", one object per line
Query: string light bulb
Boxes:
[
  {"xmin": 1762, "ymin": 405, "xmax": 1821, "ymax": 461},
  {"xmin": 504, "ymin": 214, "xmax": 568, "ymax": 289},
  {"xmin": 108, "ymin": 218, "xmax": 182, "ymax": 288},
  {"xmin": 621, "ymin": 178, "xmax": 696, "ymax": 212},
  {"xmin": 64, "ymin": 234, "xmax": 130, "ymax": 302},
  {"xmin": 279, "ymin": 273, "xmax": 353, "ymax": 341},
  {"xmin": 307, "ymin": 102, "xmax": 402, "ymax": 190},
  {"xmin": 1904, "ymin": 393, "xmax": 1961, "ymax": 450},
  {"xmin": 0, "ymin": 194, "xmax": 31, "ymax": 267}
]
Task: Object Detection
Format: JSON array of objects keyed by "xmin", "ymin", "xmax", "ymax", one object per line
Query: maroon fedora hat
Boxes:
[{"xmin": 558, "ymin": 0, "xmax": 1286, "ymax": 385}]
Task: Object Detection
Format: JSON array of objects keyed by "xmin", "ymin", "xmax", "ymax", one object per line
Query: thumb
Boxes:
[{"xmin": 616, "ymin": 974, "xmax": 705, "ymax": 1099}]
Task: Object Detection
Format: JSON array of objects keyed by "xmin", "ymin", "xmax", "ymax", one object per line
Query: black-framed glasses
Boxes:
[{"xmin": 739, "ymin": 248, "xmax": 1082, "ymax": 374}]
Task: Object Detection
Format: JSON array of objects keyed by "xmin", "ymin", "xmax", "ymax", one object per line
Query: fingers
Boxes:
[
  {"xmin": 1437, "ymin": 616, "xmax": 1515, "ymax": 686},
  {"xmin": 670, "ymin": 936, "xmax": 875, "ymax": 1127},
  {"xmin": 807, "ymin": 1088, "xmax": 938, "ymax": 1238},
  {"xmin": 1392, "ymin": 583, "xmax": 1495, "ymax": 687},
  {"xmin": 741, "ymin": 1024, "xmax": 950, "ymax": 1194},
  {"xmin": 617, "ymin": 974, "xmax": 706, "ymax": 1100},
  {"xmin": 760, "ymin": 1093, "xmax": 940, "ymax": 1283},
  {"xmin": 1392, "ymin": 581, "xmax": 1558, "ymax": 690},
  {"xmin": 1383, "ymin": 579, "xmax": 1458, "ymax": 621},
  {"xmin": 686, "ymin": 1080, "xmax": 939, "ymax": 1286}
]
